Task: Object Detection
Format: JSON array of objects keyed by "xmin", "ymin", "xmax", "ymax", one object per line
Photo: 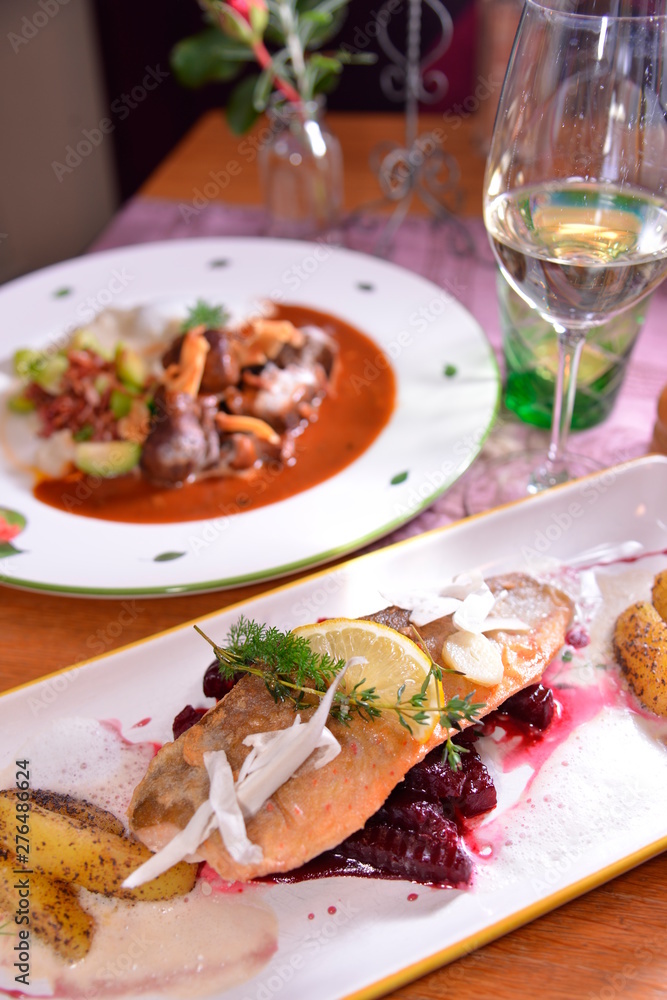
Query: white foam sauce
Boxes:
[
  {"xmin": 470, "ymin": 559, "xmax": 667, "ymax": 892},
  {"xmin": 0, "ymin": 718, "xmax": 154, "ymax": 832},
  {"xmin": 0, "ymin": 721, "xmax": 278, "ymax": 999}
]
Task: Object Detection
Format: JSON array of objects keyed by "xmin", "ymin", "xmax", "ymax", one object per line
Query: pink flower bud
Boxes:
[
  {"xmin": 218, "ymin": 0, "xmax": 267, "ymax": 42},
  {"xmin": 228, "ymin": 0, "xmax": 251, "ymax": 18}
]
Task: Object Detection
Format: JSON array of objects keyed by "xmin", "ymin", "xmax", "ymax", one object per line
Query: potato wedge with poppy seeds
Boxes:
[
  {"xmin": 651, "ymin": 569, "xmax": 667, "ymax": 622},
  {"xmin": 613, "ymin": 600, "xmax": 667, "ymax": 717},
  {"xmin": 0, "ymin": 791, "xmax": 197, "ymax": 900},
  {"xmin": 0, "ymin": 855, "xmax": 94, "ymax": 963},
  {"xmin": 1, "ymin": 787, "xmax": 126, "ymax": 837}
]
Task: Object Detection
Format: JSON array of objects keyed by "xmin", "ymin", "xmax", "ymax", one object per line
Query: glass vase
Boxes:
[{"xmin": 258, "ymin": 97, "xmax": 343, "ymax": 240}]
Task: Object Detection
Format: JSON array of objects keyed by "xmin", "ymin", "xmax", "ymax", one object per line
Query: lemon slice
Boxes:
[{"xmin": 291, "ymin": 618, "xmax": 440, "ymax": 742}]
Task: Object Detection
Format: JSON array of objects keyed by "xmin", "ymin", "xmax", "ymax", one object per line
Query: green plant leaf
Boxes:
[
  {"xmin": 182, "ymin": 300, "xmax": 229, "ymax": 332},
  {"xmin": 313, "ymin": 69, "xmax": 341, "ymax": 95},
  {"xmin": 301, "ymin": 0, "xmax": 351, "ymax": 16},
  {"xmin": 170, "ymin": 28, "xmax": 252, "ymax": 89},
  {"xmin": 264, "ymin": 0, "xmax": 288, "ymax": 45},
  {"xmin": 226, "ymin": 74, "xmax": 262, "ymax": 134},
  {"xmin": 337, "ymin": 50, "xmax": 378, "ymax": 65},
  {"xmin": 298, "ymin": 9, "xmax": 332, "ymax": 48},
  {"xmin": 254, "ymin": 63, "xmax": 276, "ymax": 111},
  {"xmin": 0, "ymin": 542, "xmax": 21, "ymax": 559},
  {"xmin": 301, "ymin": 9, "xmax": 332, "ymax": 26},
  {"xmin": 306, "ymin": 53, "xmax": 343, "ymax": 97},
  {"xmin": 308, "ymin": 53, "xmax": 343, "ymax": 74},
  {"xmin": 154, "ymin": 551, "xmax": 186, "ymax": 562},
  {"xmin": 296, "ymin": 0, "xmax": 348, "ymax": 47}
]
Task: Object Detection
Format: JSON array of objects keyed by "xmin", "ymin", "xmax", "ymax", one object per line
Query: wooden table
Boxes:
[{"xmin": 2, "ymin": 111, "xmax": 665, "ymax": 999}]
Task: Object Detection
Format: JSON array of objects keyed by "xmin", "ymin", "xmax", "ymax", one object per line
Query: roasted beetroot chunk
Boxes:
[
  {"xmin": 269, "ymin": 735, "xmax": 495, "ymax": 888},
  {"xmin": 456, "ymin": 747, "xmax": 497, "ymax": 818},
  {"xmin": 401, "ymin": 748, "xmax": 467, "ymax": 800},
  {"xmin": 372, "ymin": 788, "xmax": 450, "ymax": 836},
  {"xmin": 202, "ymin": 660, "xmax": 243, "ymax": 700},
  {"xmin": 398, "ymin": 734, "xmax": 497, "ymax": 821},
  {"xmin": 172, "ymin": 705, "xmax": 208, "ymax": 739},
  {"xmin": 493, "ymin": 683, "xmax": 555, "ymax": 731},
  {"xmin": 319, "ymin": 738, "xmax": 493, "ymax": 884},
  {"xmin": 172, "ymin": 664, "xmax": 243, "ymax": 740},
  {"xmin": 339, "ymin": 821, "xmax": 472, "ymax": 887}
]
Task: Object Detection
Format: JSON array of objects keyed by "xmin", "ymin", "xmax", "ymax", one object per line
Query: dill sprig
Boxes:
[
  {"xmin": 194, "ymin": 617, "xmax": 486, "ymax": 770},
  {"xmin": 182, "ymin": 299, "xmax": 229, "ymax": 332}
]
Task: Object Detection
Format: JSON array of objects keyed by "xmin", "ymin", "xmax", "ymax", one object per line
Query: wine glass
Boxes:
[{"xmin": 464, "ymin": 0, "xmax": 667, "ymax": 513}]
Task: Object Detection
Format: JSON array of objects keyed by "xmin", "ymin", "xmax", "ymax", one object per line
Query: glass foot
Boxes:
[{"xmin": 463, "ymin": 449, "xmax": 603, "ymax": 516}]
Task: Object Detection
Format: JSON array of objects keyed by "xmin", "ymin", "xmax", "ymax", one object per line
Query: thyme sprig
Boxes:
[{"xmin": 195, "ymin": 617, "xmax": 486, "ymax": 770}]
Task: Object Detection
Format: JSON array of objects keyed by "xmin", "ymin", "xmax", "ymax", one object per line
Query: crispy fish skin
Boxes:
[{"xmin": 128, "ymin": 573, "xmax": 572, "ymax": 881}]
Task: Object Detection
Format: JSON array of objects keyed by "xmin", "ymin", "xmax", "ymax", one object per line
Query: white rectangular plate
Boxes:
[{"xmin": 1, "ymin": 455, "xmax": 667, "ymax": 1000}]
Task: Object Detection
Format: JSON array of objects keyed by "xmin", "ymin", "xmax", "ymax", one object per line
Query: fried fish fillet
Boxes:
[{"xmin": 128, "ymin": 573, "xmax": 571, "ymax": 881}]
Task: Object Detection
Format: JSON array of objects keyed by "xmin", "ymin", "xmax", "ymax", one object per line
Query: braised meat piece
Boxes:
[
  {"xmin": 223, "ymin": 363, "xmax": 329, "ymax": 433},
  {"xmin": 140, "ymin": 390, "xmax": 220, "ymax": 487},
  {"xmin": 162, "ymin": 329, "xmax": 241, "ymax": 394},
  {"xmin": 274, "ymin": 325, "xmax": 338, "ymax": 379},
  {"xmin": 142, "ymin": 317, "xmax": 338, "ymax": 486}
]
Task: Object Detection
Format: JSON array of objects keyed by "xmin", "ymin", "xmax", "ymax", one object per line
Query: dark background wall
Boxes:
[{"xmin": 90, "ymin": 0, "xmax": 478, "ymax": 200}]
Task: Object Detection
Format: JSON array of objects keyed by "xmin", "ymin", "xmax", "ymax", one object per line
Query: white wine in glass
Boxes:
[{"xmin": 465, "ymin": 0, "xmax": 667, "ymax": 513}]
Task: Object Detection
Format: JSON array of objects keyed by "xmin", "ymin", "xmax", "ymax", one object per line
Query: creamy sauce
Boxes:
[
  {"xmin": 465, "ymin": 558, "xmax": 667, "ymax": 891},
  {"xmin": 0, "ymin": 888, "xmax": 276, "ymax": 999},
  {"xmin": 32, "ymin": 305, "xmax": 396, "ymax": 525},
  {"xmin": 0, "ymin": 722, "xmax": 278, "ymax": 999}
]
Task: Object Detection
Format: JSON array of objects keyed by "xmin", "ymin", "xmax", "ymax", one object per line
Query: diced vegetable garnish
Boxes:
[
  {"xmin": 72, "ymin": 425, "xmax": 94, "ymax": 442},
  {"xmin": 115, "ymin": 344, "xmax": 148, "ymax": 390},
  {"xmin": 110, "ymin": 389, "xmax": 133, "ymax": 419},
  {"xmin": 16, "ymin": 350, "xmax": 42, "ymax": 376},
  {"xmin": 13, "ymin": 350, "xmax": 69, "ymax": 394},
  {"xmin": 35, "ymin": 356, "xmax": 69, "ymax": 394},
  {"xmin": 94, "ymin": 374, "xmax": 112, "ymax": 395},
  {"xmin": 73, "ymin": 441, "xmax": 141, "ymax": 478},
  {"xmin": 7, "ymin": 394, "xmax": 36, "ymax": 414},
  {"xmin": 69, "ymin": 329, "xmax": 111, "ymax": 359}
]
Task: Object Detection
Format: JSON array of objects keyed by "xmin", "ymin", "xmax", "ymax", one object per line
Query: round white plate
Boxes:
[{"xmin": 0, "ymin": 237, "xmax": 500, "ymax": 596}]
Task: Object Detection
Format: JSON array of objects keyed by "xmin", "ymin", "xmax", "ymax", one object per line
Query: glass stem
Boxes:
[{"xmin": 547, "ymin": 328, "xmax": 585, "ymax": 465}]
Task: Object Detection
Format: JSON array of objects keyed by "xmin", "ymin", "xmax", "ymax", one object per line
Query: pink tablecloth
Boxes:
[{"xmin": 90, "ymin": 196, "xmax": 666, "ymax": 547}]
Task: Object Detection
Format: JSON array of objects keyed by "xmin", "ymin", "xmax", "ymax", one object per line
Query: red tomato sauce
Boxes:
[{"xmin": 33, "ymin": 304, "xmax": 396, "ymax": 524}]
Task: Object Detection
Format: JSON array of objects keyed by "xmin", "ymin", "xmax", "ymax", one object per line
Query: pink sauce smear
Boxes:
[
  {"xmin": 100, "ymin": 717, "xmax": 162, "ymax": 756},
  {"xmin": 463, "ymin": 648, "xmax": 648, "ymax": 861},
  {"xmin": 497, "ymin": 664, "xmax": 619, "ymax": 775}
]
